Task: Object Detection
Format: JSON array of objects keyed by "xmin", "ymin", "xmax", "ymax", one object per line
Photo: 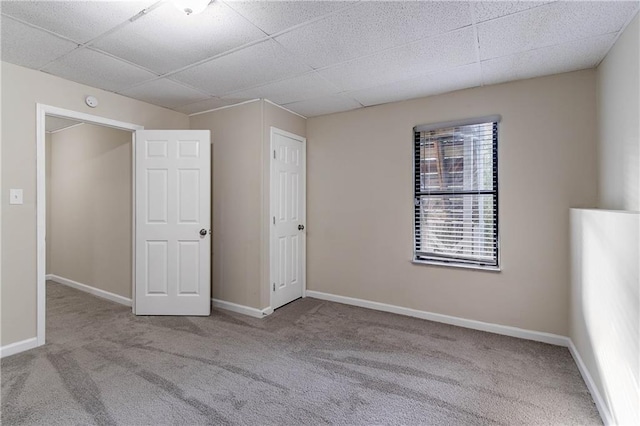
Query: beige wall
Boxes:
[
  {"xmin": 1, "ymin": 62, "xmax": 189, "ymax": 346},
  {"xmin": 597, "ymin": 14, "xmax": 639, "ymax": 211},
  {"xmin": 190, "ymin": 100, "xmax": 306, "ymax": 310},
  {"xmin": 570, "ymin": 209, "xmax": 639, "ymax": 425},
  {"xmin": 47, "ymin": 123, "xmax": 132, "ymax": 299},
  {"xmin": 190, "ymin": 101, "xmax": 264, "ymax": 308},
  {"xmin": 306, "ymin": 70, "xmax": 598, "ymax": 336},
  {"xmin": 569, "ymin": 15, "xmax": 640, "ymax": 425}
]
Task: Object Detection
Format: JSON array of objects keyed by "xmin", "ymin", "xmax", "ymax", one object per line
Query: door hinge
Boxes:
[
  {"xmin": 273, "ymin": 150, "xmax": 276, "ymax": 159},
  {"xmin": 273, "ymin": 216, "xmax": 275, "ymax": 225},
  {"xmin": 273, "ymin": 283, "xmax": 275, "ymax": 291}
]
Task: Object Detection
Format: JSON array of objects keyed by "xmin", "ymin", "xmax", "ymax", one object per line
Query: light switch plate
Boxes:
[{"xmin": 10, "ymin": 189, "xmax": 23, "ymax": 205}]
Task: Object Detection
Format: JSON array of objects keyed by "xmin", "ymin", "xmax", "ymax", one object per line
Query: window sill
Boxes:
[{"xmin": 411, "ymin": 259, "xmax": 501, "ymax": 272}]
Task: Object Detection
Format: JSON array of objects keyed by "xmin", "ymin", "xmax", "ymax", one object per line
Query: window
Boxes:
[{"xmin": 413, "ymin": 116, "xmax": 499, "ymax": 269}]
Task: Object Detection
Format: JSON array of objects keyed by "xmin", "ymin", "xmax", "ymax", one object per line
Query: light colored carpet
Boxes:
[{"xmin": 1, "ymin": 281, "xmax": 600, "ymax": 425}]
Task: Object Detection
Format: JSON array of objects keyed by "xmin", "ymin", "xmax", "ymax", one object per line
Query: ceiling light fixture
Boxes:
[{"xmin": 172, "ymin": 0, "xmax": 211, "ymax": 16}]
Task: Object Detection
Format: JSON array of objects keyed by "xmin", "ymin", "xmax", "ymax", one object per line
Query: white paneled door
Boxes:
[
  {"xmin": 271, "ymin": 128, "xmax": 306, "ymax": 310},
  {"xmin": 135, "ymin": 130, "xmax": 211, "ymax": 315}
]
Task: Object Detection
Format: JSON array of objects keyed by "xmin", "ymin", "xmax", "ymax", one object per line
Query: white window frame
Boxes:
[{"xmin": 412, "ymin": 115, "xmax": 501, "ymax": 271}]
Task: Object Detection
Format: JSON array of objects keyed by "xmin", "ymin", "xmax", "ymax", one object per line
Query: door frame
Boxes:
[
  {"xmin": 269, "ymin": 127, "xmax": 307, "ymax": 310},
  {"xmin": 35, "ymin": 104, "xmax": 143, "ymax": 346}
]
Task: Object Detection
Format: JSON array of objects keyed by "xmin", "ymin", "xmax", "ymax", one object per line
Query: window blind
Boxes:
[{"xmin": 413, "ymin": 120, "xmax": 499, "ymax": 268}]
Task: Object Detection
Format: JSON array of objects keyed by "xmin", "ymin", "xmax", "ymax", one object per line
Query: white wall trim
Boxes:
[
  {"xmin": 48, "ymin": 122, "xmax": 84, "ymax": 134},
  {"xmin": 263, "ymin": 99, "xmax": 307, "ymax": 120},
  {"xmin": 36, "ymin": 103, "xmax": 142, "ymax": 347},
  {"xmin": 188, "ymin": 99, "xmax": 260, "ymax": 117},
  {"xmin": 305, "ymin": 290, "xmax": 569, "ymax": 346},
  {"xmin": 48, "ymin": 275, "xmax": 132, "ymax": 307},
  {"xmin": 211, "ymin": 298, "xmax": 272, "ymax": 318},
  {"xmin": 188, "ymin": 99, "xmax": 307, "ymax": 120},
  {"xmin": 0, "ymin": 338, "xmax": 39, "ymax": 359},
  {"xmin": 567, "ymin": 340, "xmax": 614, "ymax": 426},
  {"xmin": 43, "ymin": 106, "xmax": 145, "ymax": 131}
]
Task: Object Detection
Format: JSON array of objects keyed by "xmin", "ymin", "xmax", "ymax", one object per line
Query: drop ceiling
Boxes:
[{"xmin": 2, "ymin": 1, "xmax": 638, "ymax": 118}]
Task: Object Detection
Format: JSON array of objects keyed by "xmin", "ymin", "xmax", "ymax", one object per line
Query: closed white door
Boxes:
[
  {"xmin": 135, "ymin": 130, "xmax": 211, "ymax": 315},
  {"xmin": 271, "ymin": 128, "xmax": 306, "ymax": 310}
]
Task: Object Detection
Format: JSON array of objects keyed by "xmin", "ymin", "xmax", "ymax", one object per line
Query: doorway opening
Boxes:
[
  {"xmin": 45, "ymin": 117, "xmax": 134, "ymax": 305},
  {"xmin": 36, "ymin": 104, "xmax": 142, "ymax": 346}
]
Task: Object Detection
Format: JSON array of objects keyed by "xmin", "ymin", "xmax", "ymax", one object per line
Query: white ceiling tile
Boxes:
[
  {"xmin": 223, "ymin": 72, "xmax": 338, "ymax": 105},
  {"xmin": 282, "ymin": 95, "xmax": 361, "ymax": 117},
  {"xmin": 173, "ymin": 97, "xmax": 250, "ymax": 115},
  {"xmin": 0, "ymin": 1, "xmax": 153, "ymax": 43},
  {"xmin": 225, "ymin": 0, "xmax": 356, "ymax": 35},
  {"xmin": 1, "ymin": 16, "xmax": 78, "ymax": 69},
  {"xmin": 349, "ymin": 63, "xmax": 482, "ymax": 107},
  {"xmin": 478, "ymin": 1, "xmax": 638, "ymax": 60},
  {"xmin": 275, "ymin": 1, "xmax": 473, "ymax": 69},
  {"xmin": 481, "ymin": 33, "xmax": 617, "ymax": 86},
  {"xmin": 318, "ymin": 27, "xmax": 477, "ymax": 92},
  {"xmin": 3, "ymin": 0, "xmax": 634, "ymax": 118},
  {"xmin": 119, "ymin": 78, "xmax": 209, "ymax": 108},
  {"xmin": 92, "ymin": 2, "xmax": 267, "ymax": 74},
  {"xmin": 419, "ymin": 63, "xmax": 482, "ymax": 94},
  {"xmin": 472, "ymin": 1, "xmax": 554, "ymax": 23},
  {"xmin": 171, "ymin": 39, "xmax": 311, "ymax": 95},
  {"xmin": 45, "ymin": 116, "xmax": 82, "ymax": 133},
  {"xmin": 42, "ymin": 48, "xmax": 156, "ymax": 92}
]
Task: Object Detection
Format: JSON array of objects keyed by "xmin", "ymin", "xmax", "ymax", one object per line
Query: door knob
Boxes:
[
  {"xmin": 298, "ymin": 224, "xmax": 305, "ymax": 231},
  {"xmin": 199, "ymin": 229, "xmax": 208, "ymax": 236}
]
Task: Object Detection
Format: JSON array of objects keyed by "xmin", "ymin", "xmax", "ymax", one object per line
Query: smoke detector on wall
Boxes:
[{"xmin": 85, "ymin": 95, "xmax": 98, "ymax": 108}]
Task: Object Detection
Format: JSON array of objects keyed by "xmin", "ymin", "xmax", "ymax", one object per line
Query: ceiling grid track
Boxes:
[
  {"xmin": 2, "ymin": 0, "xmax": 637, "ymax": 117},
  {"xmin": 469, "ymin": 2, "xmax": 484, "ymax": 87}
]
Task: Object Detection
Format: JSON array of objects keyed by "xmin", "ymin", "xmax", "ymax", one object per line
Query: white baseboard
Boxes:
[
  {"xmin": 568, "ymin": 340, "xmax": 613, "ymax": 425},
  {"xmin": 211, "ymin": 298, "xmax": 272, "ymax": 318},
  {"xmin": 305, "ymin": 290, "xmax": 569, "ymax": 346},
  {"xmin": 48, "ymin": 275, "xmax": 132, "ymax": 307},
  {"xmin": 0, "ymin": 337, "xmax": 39, "ymax": 359}
]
